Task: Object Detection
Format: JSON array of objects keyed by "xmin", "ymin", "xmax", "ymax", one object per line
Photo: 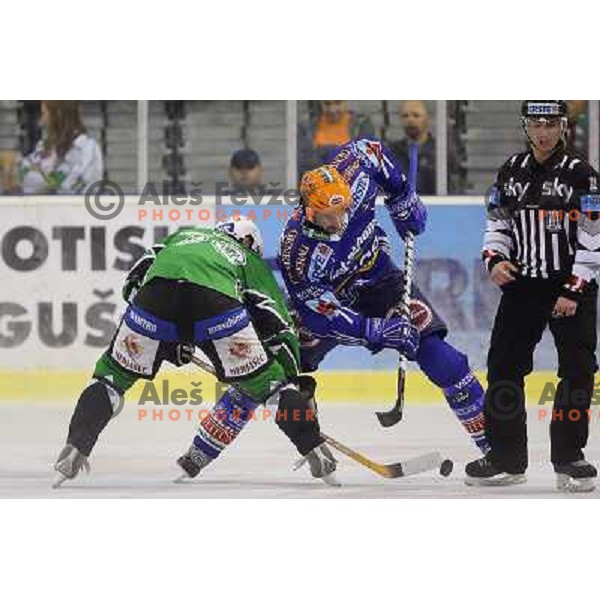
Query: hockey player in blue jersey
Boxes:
[{"xmin": 278, "ymin": 138, "xmax": 489, "ymax": 453}]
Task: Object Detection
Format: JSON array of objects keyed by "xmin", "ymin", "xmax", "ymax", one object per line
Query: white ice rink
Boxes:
[{"xmin": 1, "ymin": 401, "xmax": 599, "ymax": 498}]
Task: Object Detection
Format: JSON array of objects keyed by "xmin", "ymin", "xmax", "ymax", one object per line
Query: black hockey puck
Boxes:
[{"xmin": 439, "ymin": 459, "xmax": 453, "ymax": 477}]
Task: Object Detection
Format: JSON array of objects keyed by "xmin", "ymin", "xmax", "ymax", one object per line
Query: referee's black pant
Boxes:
[{"xmin": 485, "ymin": 276, "xmax": 598, "ymax": 473}]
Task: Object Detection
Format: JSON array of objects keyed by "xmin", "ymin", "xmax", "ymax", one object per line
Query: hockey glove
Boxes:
[
  {"xmin": 289, "ymin": 307, "xmax": 319, "ymax": 348},
  {"xmin": 121, "ymin": 244, "xmax": 165, "ymax": 303},
  {"xmin": 386, "ymin": 192, "xmax": 427, "ymax": 239},
  {"xmin": 163, "ymin": 342, "xmax": 195, "ymax": 367},
  {"xmin": 364, "ymin": 316, "xmax": 419, "ymax": 359}
]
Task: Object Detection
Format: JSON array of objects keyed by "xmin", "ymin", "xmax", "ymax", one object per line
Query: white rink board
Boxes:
[
  {"xmin": 0, "ymin": 197, "xmax": 216, "ymax": 370},
  {"xmin": 0, "ymin": 195, "xmax": 486, "ymax": 371}
]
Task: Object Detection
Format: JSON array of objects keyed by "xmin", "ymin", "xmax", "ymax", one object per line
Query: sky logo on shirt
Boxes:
[
  {"xmin": 505, "ymin": 178, "xmax": 530, "ymax": 202},
  {"xmin": 541, "ymin": 178, "xmax": 573, "ymax": 202}
]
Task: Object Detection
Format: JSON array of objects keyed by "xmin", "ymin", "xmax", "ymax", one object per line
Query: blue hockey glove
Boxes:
[
  {"xmin": 364, "ymin": 316, "xmax": 420, "ymax": 359},
  {"xmin": 386, "ymin": 192, "xmax": 427, "ymax": 239}
]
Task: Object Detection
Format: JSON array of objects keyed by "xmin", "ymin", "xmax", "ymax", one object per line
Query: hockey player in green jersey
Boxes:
[{"xmin": 53, "ymin": 217, "xmax": 337, "ymax": 487}]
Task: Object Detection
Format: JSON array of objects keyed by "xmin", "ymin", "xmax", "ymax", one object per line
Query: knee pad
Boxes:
[
  {"xmin": 193, "ymin": 387, "xmax": 257, "ymax": 460},
  {"xmin": 275, "ymin": 385, "xmax": 321, "ymax": 456}
]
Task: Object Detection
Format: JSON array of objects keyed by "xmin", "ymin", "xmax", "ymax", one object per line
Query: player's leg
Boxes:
[
  {"xmin": 549, "ymin": 283, "xmax": 598, "ymax": 491},
  {"xmin": 54, "ymin": 278, "xmax": 188, "ymax": 484},
  {"xmin": 177, "ymin": 359, "xmax": 336, "ymax": 483},
  {"xmin": 54, "ymin": 327, "xmax": 177, "ymax": 484},
  {"xmin": 466, "ymin": 280, "xmax": 548, "ymax": 484},
  {"xmin": 356, "ymin": 267, "xmax": 489, "ymax": 453},
  {"xmin": 53, "ymin": 374, "xmax": 124, "ymax": 486},
  {"xmin": 176, "ymin": 289, "xmax": 336, "ymax": 483},
  {"xmin": 415, "ymin": 333, "xmax": 488, "ymax": 453},
  {"xmin": 175, "ymin": 384, "xmax": 259, "ymax": 478}
]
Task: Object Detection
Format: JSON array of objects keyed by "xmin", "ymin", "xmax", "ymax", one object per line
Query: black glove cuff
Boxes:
[
  {"xmin": 483, "ymin": 249, "xmax": 508, "ymax": 274},
  {"xmin": 562, "ymin": 275, "xmax": 588, "ymax": 301}
]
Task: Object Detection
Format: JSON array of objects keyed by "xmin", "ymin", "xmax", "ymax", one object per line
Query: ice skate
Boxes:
[
  {"xmin": 294, "ymin": 442, "xmax": 340, "ymax": 487},
  {"xmin": 465, "ymin": 455, "xmax": 526, "ymax": 487},
  {"xmin": 52, "ymin": 444, "xmax": 90, "ymax": 488},
  {"xmin": 554, "ymin": 460, "xmax": 597, "ymax": 493},
  {"xmin": 174, "ymin": 445, "xmax": 213, "ymax": 483}
]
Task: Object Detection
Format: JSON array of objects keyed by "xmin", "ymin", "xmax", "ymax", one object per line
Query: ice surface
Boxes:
[{"xmin": 0, "ymin": 402, "xmax": 598, "ymax": 498}]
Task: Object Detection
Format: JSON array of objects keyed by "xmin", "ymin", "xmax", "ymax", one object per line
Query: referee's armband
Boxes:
[
  {"xmin": 562, "ymin": 274, "xmax": 589, "ymax": 301},
  {"xmin": 482, "ymin": 249, "xmax": 508, "ymax": 274}
]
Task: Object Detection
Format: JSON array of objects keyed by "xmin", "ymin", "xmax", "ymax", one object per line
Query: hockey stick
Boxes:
[
  {"xmin": 188, "ymin": 354, "xmax": 451, "ymax": 479},
  {"xmin": 321, "ymin": 433, "xmax": 449, "ymax": 479},
  {"xmin": 376, "ymin": 143, "xmax": 418, "ymax": 428}
]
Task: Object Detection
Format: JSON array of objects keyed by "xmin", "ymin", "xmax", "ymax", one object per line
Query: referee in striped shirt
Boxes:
[{"xmin": 466, "ymin": 101, "xmax": 600, "ymax": 491}]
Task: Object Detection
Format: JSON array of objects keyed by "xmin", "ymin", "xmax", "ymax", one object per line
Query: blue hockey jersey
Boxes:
[{"xmin": 277, "ymin": 138, "xmax": 426, "ymax": 346}]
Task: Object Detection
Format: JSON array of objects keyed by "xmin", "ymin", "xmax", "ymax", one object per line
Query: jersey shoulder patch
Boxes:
[{"xmin": 581, "ymin": 193, "xmax": 600, "ymax": 213}]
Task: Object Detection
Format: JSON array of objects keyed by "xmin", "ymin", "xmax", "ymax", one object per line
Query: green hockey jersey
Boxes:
[{"xmin": 144, "ymin": 226, "xmax": 294, "ymax": 333}]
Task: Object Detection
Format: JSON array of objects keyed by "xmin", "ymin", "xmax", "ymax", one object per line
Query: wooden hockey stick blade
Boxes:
[
  {"xmin": 376, "ymin": 367, "xmax": 406, "ymax": 427},
  {"xmin": 321, "ymin": 433, "xmax": 442, "ymax": 479}
]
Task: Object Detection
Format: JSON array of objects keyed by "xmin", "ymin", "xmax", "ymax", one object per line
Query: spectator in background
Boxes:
[
  {"xmin": 0, "ymin": 101, "xmax": 102, "ymax": 195},
  {"xmin": 297, "ymin": 101, "xmax": 375, "ymax": 176},
  {"xmin": 389, "ymin": 100, "xmax": 437, "ymax": 195},
  {"xmin": 566, "ymin": 100, "xmax": 588, "ymax": 158},
  {"xmin": 229, "ymin": 148, "xmax": 264, "ymax": 192},
  {"xmin": 0, "ymin": 150, "xmax": 20, "ymax": 192}
]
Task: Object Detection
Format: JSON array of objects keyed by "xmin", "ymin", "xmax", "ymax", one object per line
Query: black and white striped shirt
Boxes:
[{"xmin": 483, "ymin": 147, "xmax": 600, "ymax": 299}]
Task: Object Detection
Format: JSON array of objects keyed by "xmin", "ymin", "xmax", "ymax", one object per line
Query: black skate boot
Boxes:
[
  {"xmin": 554, "ymin": 460, "xmax": 597, "ymax": 493},
  {"xmin": 53, "ymin": 444, "xmax": 90, "ymax": 488},
  {"xmin": 174, "ymin": 445, "xmax": 213, "ymax": 483},
  {"xmin": 293, "ymin": 442, "xmax": 340, "ymax": 487},
  {"xmin": 465, "ymin": 454, "xmax": 526, "ymax": 487}
]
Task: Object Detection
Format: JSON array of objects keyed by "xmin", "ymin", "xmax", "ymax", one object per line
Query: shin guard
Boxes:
[
  {"xmin": 191, "ymin": 386, "xmax": 257, "ymax": 465},
  {"xmin": 275, "ymin": 385, "xmax": 322, "ymax": 456},
  {"xmin": 443, "ymin": 372, "xmax": 489, "ymax": 454},
  {"xmin": 67, "ymin": 377, "xmax": 123, "ymax": 456}
]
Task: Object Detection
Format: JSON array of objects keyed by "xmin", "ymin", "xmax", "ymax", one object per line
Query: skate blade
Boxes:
[
  {"xmin": 292, "ymin": 456, "xmax": 308, "ymax": 472},
  {"xmin": 52, "ymin": 474, "xmax": 68, "ymax": 489},
  {"xmin": 320, "ymin": 473, "xmax": 341, "ymax": 487},
  {"xmin": 465, "ymin": 473, "xmax": 526, "ymax": 487},
  {"xmin": 556, "ymin": 474, "xmax": 596, "ymax": 493},
  {"xmin": 173, "ymin": 473, "xmax": 194, "ymax": 484}
]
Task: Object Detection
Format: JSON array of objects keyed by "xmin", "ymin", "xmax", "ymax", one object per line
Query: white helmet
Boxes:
[{"xmin": 215, "ymin": 216, "xmax": 264, "ymax": 257}]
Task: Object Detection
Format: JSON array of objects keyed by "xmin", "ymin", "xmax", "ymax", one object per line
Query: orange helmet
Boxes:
[{"xmin": 300, "ymin": 166, "xmax": 352, "ymax": 214}]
